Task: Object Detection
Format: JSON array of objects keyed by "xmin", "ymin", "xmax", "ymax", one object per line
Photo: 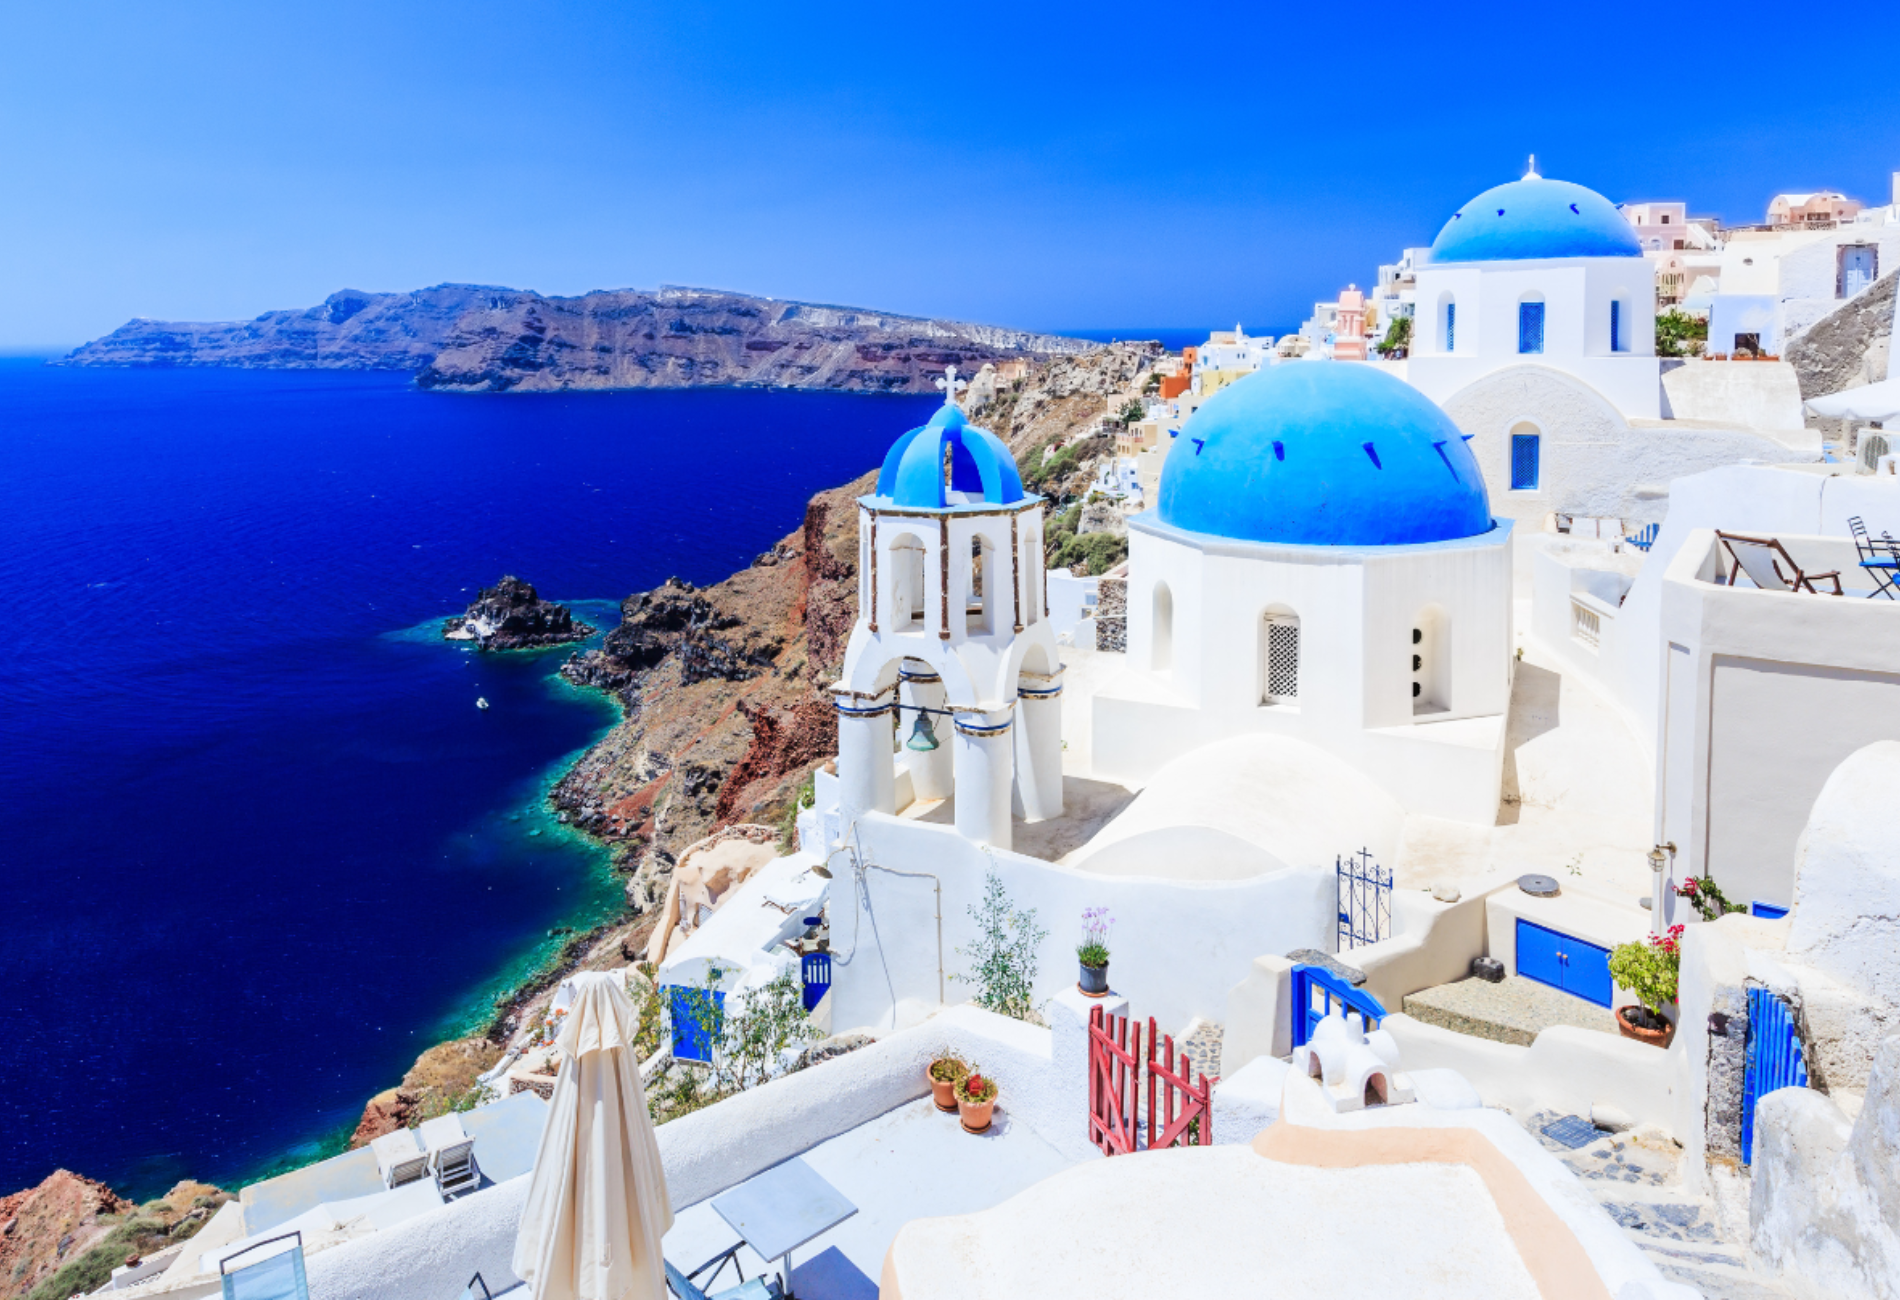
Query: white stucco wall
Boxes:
[
  {"xmin": 1751, "ymin": 1035, "xmax": 1900, "ymax": 1298},
  {"xmin": 1656, "ymin": 532, "xmax": 1900, "ymax": 910},
  {"xmin": 826, "ymin": 812, "xmax": 1334, "ymax": 1038},
  {"xmin": 1526, "ymin": 465, "xmax": 1900, "ymax": 785},
  {"xmin": 303, "ymin": 1174, "xmax": 528, "ymax": 1300},
  {"xmin": 1091, "ymin": 516, "xmax": 1513, "ymax": 824},
  {"xmin": 1659, "ymin": 360, "xmax": 1806, "ymax": 430},
  {"xmin": 1786, "ymin": 741, "xmax": 1900, "ymax": 1010},
  {"xmin": 1440, "ymin": 366, "xmax": 1816, "ymax": 532},
  {"xmin": 1410, "ymin": 255, "xmax": 1661, "ymax": 420}
]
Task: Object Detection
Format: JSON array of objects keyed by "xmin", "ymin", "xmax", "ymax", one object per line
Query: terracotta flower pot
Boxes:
[
  {"xmin": 957, "ymin": 1093, "xmax": 996, "ymax": 1133},
  {"xmin": 1615, "ymin": 1005, "xmax": 1675, "ymax": 1048},
  {"xmin": 926, "ymin": 1060, "xmax": 965, "ymax": 1113}
]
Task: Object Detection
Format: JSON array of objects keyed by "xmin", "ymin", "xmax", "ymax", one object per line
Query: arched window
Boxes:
[
  {"xmin": 1151, "ymin": 582, "xmax": 1173, "ymax": 673},
  {"xmin": 967, "ymin": 535, "xmax": 998, "ymax": 635},
  {"xmin": 1610, "ymin": 299, "xmax": 1625, "ymax": 353},
  {"xmin": 1441, "ymin": 295, "xmax": 1457, "ymax": 352},
  {"xmin": 1509, "ymin": 422, "xmax": 1541, "ymax": 491},
  {"xmin": 1260, "ymin": 610, "xmax": 1300, "ymax": 705},
  {"xmin": 1518, "ymin": 294, "xmax": 1546, "ymax": 355},
  {"xmin": 889, "ymin": 533, "xmax": 927, "ymax": 630},
  {"xmin": 1021, "ymin": 527, "xmax": 1040, "ymax": 627}
]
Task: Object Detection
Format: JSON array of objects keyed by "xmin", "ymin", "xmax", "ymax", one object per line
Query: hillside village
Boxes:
[{"xmin": 11, "ymin": 168, "xmax": 1900, "ymax": 1300}]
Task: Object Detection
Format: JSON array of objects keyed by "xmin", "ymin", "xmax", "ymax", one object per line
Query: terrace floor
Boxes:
[{"xmin": 662, "ymin": 1096, "xmax": 1075, "ymax": 1295}]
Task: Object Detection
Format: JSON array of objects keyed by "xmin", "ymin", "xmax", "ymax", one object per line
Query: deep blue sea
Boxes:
[{"xmin": 0, "ymin": 360, "xmax": 937, "ymax": 1199}]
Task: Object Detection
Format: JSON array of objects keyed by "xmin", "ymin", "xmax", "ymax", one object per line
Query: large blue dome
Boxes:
[
  {"xmin": 870, "ymin": 403, "xmax": 1029, "ymax": 510},
  {"xmin": 1430, "ymin": 175, "xmax": 1641, "ymax": 263},
  {"xmin": 1156, "ymin": 363, "xmax": 1493, "ymax": 547}
]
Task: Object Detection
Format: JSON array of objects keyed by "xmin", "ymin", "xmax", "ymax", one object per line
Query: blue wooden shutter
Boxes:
[
  {"xmin": 1741, "ymin": 987, "xmax": 1808, "ymax": 1164},
  {"xmin": 1518, "ymin": 302, "xmax": 1545, "ymax": 354},
  {"xmin": 1511, "ymin": 433, "xmax": 1540, "ymax": 490}
]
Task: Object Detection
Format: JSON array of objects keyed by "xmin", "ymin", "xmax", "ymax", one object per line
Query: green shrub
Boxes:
[
  {"xmin": 1608, "ymin": 925, "xmax": 1682, "ymax": 1013},
  {"xmin": 955, "ymin": 869, "xmax": 1047, "ymax": 1021}
]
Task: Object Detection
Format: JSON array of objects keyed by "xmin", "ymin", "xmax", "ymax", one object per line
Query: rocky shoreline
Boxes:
[
  {"xmin": 0, "ymin": 344, "xmax": 1162, "ymax": 1300},
  {"xmin": 443, "ymin": 575, "xmax": 595, "ymax": 650}
]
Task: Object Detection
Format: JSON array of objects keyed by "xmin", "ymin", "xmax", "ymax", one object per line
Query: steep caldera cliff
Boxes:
[
  {"xmin": 60, "ymin": 284, "xmax": 1095, "ymax": 395},
  {"xmin": 549, "ymin": 342, "xmax": 1161, "ymax": 910}
]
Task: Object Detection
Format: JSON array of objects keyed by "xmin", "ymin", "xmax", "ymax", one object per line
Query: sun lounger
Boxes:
[
  {"xmin": 418, "ymin": 1114, "xmax": 481, "ymax": 1197},
  {"xmin": 1714, "ymin": 531, "xmax": 1843, "ymax": 595},
  {"xmin": 370, "ymin": 1128, "xmax": 430, "ymax": 1189}
]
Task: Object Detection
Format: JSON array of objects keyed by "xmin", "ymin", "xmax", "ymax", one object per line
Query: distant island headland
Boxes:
[{"xmin": 56, "ymin": 284, "xmax": 1097, "ymax": 394}]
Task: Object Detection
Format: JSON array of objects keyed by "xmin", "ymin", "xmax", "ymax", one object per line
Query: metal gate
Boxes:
[
  {"xmin": 1087, "ymin": 1004, "xmax": 1215, "ymax": 1156},
  {"xmin": 1741, "ymin": 986, "xmax": 1808, "ymax": 1165},
  {"xmin": 1290, "ymin": 964, "xmax": 1388, "ymax": 1050},
  {"xmin": 1337, "ymin": 848, "xmax": 1391, "ymax": 950}
]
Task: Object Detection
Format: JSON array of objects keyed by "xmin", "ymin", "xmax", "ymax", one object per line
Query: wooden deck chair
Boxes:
[
  {"xmin": 1714, "ymin": 531, "xmax": 1843, "ymax": 595},
  {"xmin": 369, "ymin": 1128, "xmax": 430, "ymax": 1189},
  {"xmin": 418, "ymin": 1114, "xmax": 480, "ymax": 1197}
]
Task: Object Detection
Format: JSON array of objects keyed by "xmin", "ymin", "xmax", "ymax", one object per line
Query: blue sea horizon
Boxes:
[{"xmin": 0, "ymin": 360, "xmax": 937, "ymax": 1198}]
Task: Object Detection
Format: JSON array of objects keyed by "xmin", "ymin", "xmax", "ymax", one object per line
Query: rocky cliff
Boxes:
[
  {"xmin": 0, "ymin": 1174, "xmax": 228, "ymax": 1300},
  {"xmin": 444, "ymin": 576, "xmax": 595, "ymax": 650},
  {"xmin": 549, "ymin": 342, "xmax": 1161, "ymax": 906},
  {"xmin": 59, "ymin": 285, "xmax": 1096, "ymax": 395}
]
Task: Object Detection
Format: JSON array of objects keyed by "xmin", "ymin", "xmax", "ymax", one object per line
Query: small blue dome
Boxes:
[
  {"xmin": 870, "ymin": 403, "xmax": 1029, "ymax": 510},
  {"xmin": 1430, "ymin": 176, "xmax": 1641, "ymax": 263},
  {"xmin": 1157, "ymin": 364, "xmax": 1493, "ymax": 547}
]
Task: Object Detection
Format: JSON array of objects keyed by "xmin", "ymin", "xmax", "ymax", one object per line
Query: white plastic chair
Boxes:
[
  {"xmin": 370, "ymin": 1128, "xmax": 430, "ymax": 1189},
  {"xmin": 419, "ymin": 1114, "xmax": 480, "ymax": 1197}
]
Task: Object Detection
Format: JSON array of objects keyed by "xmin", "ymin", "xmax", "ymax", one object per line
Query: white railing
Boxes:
[{"xmin": 1571, "ymin": 598, "xmax": 1602, "ymax": 650}]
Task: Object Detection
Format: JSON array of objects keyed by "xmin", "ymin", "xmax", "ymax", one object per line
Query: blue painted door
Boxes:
[
  {"xmin": 667, "ymin": 984, "xmax": 725, "ymax": 1063},
  {"xmin": 1515, "ymin": 919, "xmax": 1614, "ymax": 1007},
  {"xmin": 1742, "ymin": 986, "xmax": 1808, "ymax": 1164}
]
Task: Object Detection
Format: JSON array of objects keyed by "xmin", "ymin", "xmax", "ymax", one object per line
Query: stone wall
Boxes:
[
  {"xmin": 1093, "ymin": 576, "xmax": 1126, "ymax": 652},
  {"xmin": 1787, "ymin": 269, "xmax": 1897, "ymax": 447}
]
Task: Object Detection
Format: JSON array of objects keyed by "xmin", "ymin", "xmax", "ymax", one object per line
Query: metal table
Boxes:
[{"xmin": 710, "ymin": 1157, "xmax": 857, "ymax": 1299}]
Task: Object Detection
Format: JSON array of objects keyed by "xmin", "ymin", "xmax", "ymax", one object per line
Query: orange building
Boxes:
[{"xmin": 1159, "ymin": 346, "xmax": 1197, "ymax": 399}]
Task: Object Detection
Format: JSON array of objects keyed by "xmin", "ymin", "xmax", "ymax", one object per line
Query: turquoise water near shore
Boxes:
[{"xmin": 0, "ymin": 361, "xmax": 937, "ymax": 1197}]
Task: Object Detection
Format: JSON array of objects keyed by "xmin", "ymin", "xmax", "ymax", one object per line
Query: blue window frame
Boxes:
[
  {"xmin": 1445, "ymin": 302, "xmax": 1455, "ymax": 351},
  {"xmin": 1611, "ymin": 300, "xmax": 1623, "ymax": 352},
  {"xmin": 1510, "ymin": 432, "xmax": 1540, "ymax": 490},
  {"xmin": 1518, "ymin": 301, "xmax": 1545, "ymax": 354}
]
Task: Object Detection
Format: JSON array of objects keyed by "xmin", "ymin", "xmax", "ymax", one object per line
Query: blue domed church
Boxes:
[
  {"xmin": 1405, "ymin": 166, "xmax": 1660, "ymax": 425},
  {"xmin": 1090, "ymin": 361, "xmax": 1515, "ymax": 824}
]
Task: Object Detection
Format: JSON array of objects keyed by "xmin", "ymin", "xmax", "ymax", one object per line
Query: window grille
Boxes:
[
  {"xmin": 1611, "ymin": 300, "xmax": 1622, "ymax": 353},
  {"xmin": 1510, "ymin": 432, "xmax": 1540, "ymax": 491},
  {"xmin": 1264, "ymin": 616, "xmax": 1300, "ymax": 702},
  {"xmin": 1571, "ymin": 599, "xmax": 1600, "ymax": 650},
  {"xmin": 1518, "ymin": 302, "xmax": 1545, "ymax": 354},
  {"xmin": 1444, "ymin": 303, "xmax": 1456, "ymax": 351}
]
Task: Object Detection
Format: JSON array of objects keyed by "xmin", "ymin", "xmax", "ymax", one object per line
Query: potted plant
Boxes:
[
  {"xmin": 955, "ymin": 1066, "xmax": 998, "ymax": 1133},
  {"xmin": 1077, "ymin": 906, "xmax": 1113, "ymax": 997},
  {"xmin": 926, "ymin": 1054, "xmax": 968, "ymax": 1113},
  {"xmin": 1607, "ymin": 924, "xmax": 1681, "ymax": 1047}
]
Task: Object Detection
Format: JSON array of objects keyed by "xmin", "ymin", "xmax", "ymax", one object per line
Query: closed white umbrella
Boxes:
[
  {"xmin": 1804, "ymin": 376, "xmax": 1900, "ymax": 424},
  {"xmin": 514, "ymin": 972, "xmax": 673, "ymax": 1300}
]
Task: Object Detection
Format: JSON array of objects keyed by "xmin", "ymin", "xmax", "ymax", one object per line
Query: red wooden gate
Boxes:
[{"xmin": 1087, "ymin": 1003, "xmax": 1216, "ymax": 1156}]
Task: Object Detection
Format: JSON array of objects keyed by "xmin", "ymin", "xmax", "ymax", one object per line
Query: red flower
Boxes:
[{"xmin": 965, "ymin": 1074, "xmax": 985, "ymax": 1094}]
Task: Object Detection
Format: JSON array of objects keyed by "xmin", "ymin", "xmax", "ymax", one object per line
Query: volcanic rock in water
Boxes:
[{"xmin": 444, "ymin": 576, "xmax": 596, "ymax": 650}]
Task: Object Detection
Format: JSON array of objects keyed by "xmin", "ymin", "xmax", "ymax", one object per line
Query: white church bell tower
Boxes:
[{"xmin": 832, "ymin": 368, "xmax": 1064, "ymax": 851}]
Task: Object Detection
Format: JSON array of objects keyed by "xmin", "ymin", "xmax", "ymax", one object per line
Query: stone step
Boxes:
[{"xmin": 1404, "ymin": 974, "xmax": 1619, "ymax": 1046}]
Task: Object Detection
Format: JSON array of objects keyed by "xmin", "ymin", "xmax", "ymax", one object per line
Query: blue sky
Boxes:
[{"xmin": 3, "ymin": 1, "xmax": 1897, "ymax": 349}]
